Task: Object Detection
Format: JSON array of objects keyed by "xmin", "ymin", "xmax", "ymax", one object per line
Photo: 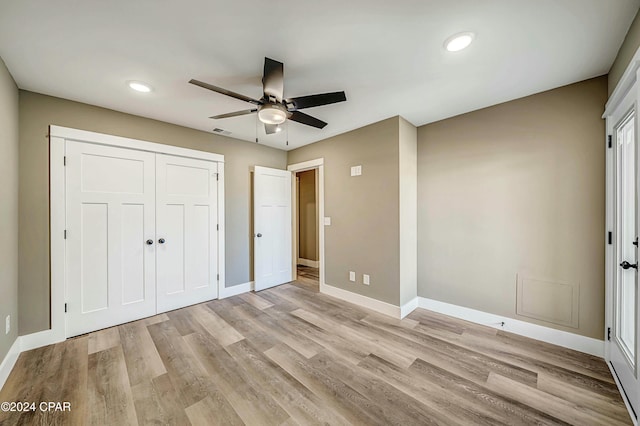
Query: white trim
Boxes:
[
  {"xmin": 287, "ymin": 158, "xmax": 324, "ymax": 172},
  {"xmin": 400, "ymin": 297, "xmax": 419, "ymax": 319},
  {"xmin": 297, "ymin": 258, "xmax": 319, "ymax": 268},
  {"xmin": 288, "ymin": 159, "xmax": 325, "ymax": 290},
  {"xmin": 418, "ymin": 297, "xmax": 604, "ymax": 357},
  {"xmin": 321, "ymin": 283, "xmax": 402, "ymax": 318},
  {"xmin": 0, "ymin": 338, "xmax": 21, "ymax": 391},
  {"xmin": 604, "ymin": 46, "xmax": 640, "ymax": 118},
  {"xmin": 608, "ymin": 361, "xmax": 639, "ymax": 425},
  {"xmin": 219, "ymin": 281, "xmax": 253, "ymax": 299},
  {"xmin": 50, "ymin": 126, "xmax": 225, "ymax": 163},
  {"xmin": 50, "ymin": 135, "xmax": 67, "ymax": 345},
  {"xmin": 217, "ymin": 162, "xmax": 226, "ymax": 297},
  {"xmin": 19, "ymin": 329, "xmax": 64, "ymax": 352},
  {"xmin": 49, "ymin": 126, "xmax": 225, "ymax": 343}
]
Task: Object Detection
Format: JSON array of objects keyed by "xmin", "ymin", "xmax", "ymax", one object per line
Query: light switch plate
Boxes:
[
  {"xmin": 324, "ymin": 217, "xmax": 331, "ymax": 226},
  {"xmin": 350, "ymin": 165, "xmax": 362, "ymax": 176},
  {"xmin": 363, "ymin": 274, "xmax": 370, "ymax": 285},
  {"xmin": 349, "ymin": 271, "xmax": 356, "ymax": 282}
]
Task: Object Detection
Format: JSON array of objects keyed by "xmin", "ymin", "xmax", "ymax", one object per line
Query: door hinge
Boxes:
[
  {"xmin": 217, "ymin": 224, "xmax": 219, "ymax": 231},
  {"xmin": 216, "ymin": 173, "xmax": 219, "ymax": 181},
  {"xmin": 64, "ymin": 303, "xmax": 67, "ymax": 313},
  {"xmin": 217, "ymin": 274, "xmax": 219, "ymax": 281},
  {"xmin": 608, "ymin": 135, "xmax": 612, "ymax": 148},
  {"xmin": 608, "ymin": 231, "xmax": 612, "ymax": 245},
  {"xmin": 608, "ymin": 327, "xmax": 611, "ymax": 341},
  {"xmin": 63, "ymin": 156, "xmax": 67, "ymax": 166},
  {"xmin": 64, "ymin": 230, "xmax": 67, "ymax": 239}
]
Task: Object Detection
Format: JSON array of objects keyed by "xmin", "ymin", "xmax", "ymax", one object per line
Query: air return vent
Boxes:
[{"xmin": 212, "ymin": 128, "xmax": 232, "ymax": 136}]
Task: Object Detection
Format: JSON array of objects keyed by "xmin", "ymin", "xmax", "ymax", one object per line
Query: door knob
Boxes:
[
  {"xmin": 158, "ymin": 238, "xmax": 166, "ymax": 244},
  {"xmin": 256, "ymin": 233, "xmax": 262, "ymax": 238},
  {"xmin": 620, "ymin": 261, "xmax": 638, "ymax": 270},
  {"xmin": 146, "ymin": 239, "xmax": 154, "ymax": 245}
]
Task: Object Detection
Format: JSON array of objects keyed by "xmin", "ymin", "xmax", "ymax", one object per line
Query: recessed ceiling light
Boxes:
[
  {"xmin": 128, "ymin": 81, "xmax": 152, "ymax": 93},
  {"xmin": 444, "ymin": 32, "xmax": 475, "ymax": 52}
]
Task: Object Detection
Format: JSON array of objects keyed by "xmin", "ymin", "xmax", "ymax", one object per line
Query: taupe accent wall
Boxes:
[
  {"xmin": 297, "ymin": 170, "xmax": 318, "ymax": 261},
  {"xmin": 0, "ymin": 58, "xmax": 19, "ymax": 363},
  {"xmin": 609, "ymin": 8, "xmax": 640, "ymax": 94},
  {"xmin": 288, "ymin": 117, "xmax": 401, "ymax": 304},
  {"xmin": 18, "ymin": 91, "xmax": 287, "ymax": 335},
  {"xmin": 417, "ymin": 76, "xmax": 607, "ymax": 339}
]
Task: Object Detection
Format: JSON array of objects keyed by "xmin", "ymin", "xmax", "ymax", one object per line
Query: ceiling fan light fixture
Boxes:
[
  {"xmin": 258, "ymin": 104, "xmax": 287, "ymax": 124},
  {"xmin": 128, "ymin": 81, "xmax": 153, "ymax": 93},
  {"xmin": 444, "ymin": 32, "xmax": 475, "ymax": 52}
]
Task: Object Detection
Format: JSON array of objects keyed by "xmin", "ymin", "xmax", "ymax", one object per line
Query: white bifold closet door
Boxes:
[
  {"xmin": 65, "ymin": 141, "xmax": 157, "ymax": 337},
  {"xmin": 65, "ymin": 142, "xmax": 219, "ymax": 337},
  {"xmin": 156, "ymin": 154, "xmax": 219, "ymax": 312}
]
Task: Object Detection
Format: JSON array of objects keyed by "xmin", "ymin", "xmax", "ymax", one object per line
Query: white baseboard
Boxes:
[
  {"xmin": 400, "ymin": 297, "xmax": 419, "ymax": 319},
  {"xmin": 0, "ymin": 338, "xmax": 21, "ymax": 391},
  {"xmin": 418, "ymin": 297, "xmax": 604, "ymax": 358},
  {"xmin": 219, "ymin": 281, "xmax": 253, "ymax": 299},
  {"xmin": 1, "ymin": 328, "xmax": 66, "ymax": 392},
  {"xmin": 20, "ymin": 329, "xmax": 65, "ymax": 353},
  {"xmin": 320, "ymin": 283, "xmax": 407, "ymax": 319},
  {"xmin": 297, "ymin": 258, "xmax": 319, "ymax": 268}
]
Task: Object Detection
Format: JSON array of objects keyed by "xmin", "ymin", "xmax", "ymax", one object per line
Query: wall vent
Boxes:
[{"xmin": 213, "ymin": 128, "xmax": 232, "ymax": 136}]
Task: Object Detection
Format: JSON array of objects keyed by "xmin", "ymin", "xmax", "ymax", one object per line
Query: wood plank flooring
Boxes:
[{"xmin": 0, "ymin": 268, "xmax": 631, "ymax": 425}]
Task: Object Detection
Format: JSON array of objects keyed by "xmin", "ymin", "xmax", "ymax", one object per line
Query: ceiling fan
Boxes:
[{"xmin": 189, "ymin": 57, "xmax": 347, "ymax": 135}]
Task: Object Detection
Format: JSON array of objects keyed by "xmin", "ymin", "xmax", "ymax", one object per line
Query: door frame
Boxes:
[
  {"xmin": 49, "ymin": 125, "xmax": 225, "ymax": 341},
  {"xmin": 604, "ymin": 49, "xmax": 640, "ymax": 425},
  {"xmin": 288, "ymin": 158, "xmax": 325, "ymax": 289}
]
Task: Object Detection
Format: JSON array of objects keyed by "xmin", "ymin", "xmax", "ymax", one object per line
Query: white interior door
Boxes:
[
  {"xmin": 156, "ymin": 154, "xmax": 219, "ymax": 312},
  {"xmin": 66, "ymin": 141, "xmax": 157, "ymax": 337},
  {"xmin": 612, "ymin": 111, "xmax": 640, "ymax": 414},
  {"xmin": 254, "ymin": 166, "xmax": 292, "ymax": 291}
]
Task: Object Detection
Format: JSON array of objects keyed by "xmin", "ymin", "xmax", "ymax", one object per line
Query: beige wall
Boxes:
[
  {"xmin": 609, "ymin": 9, "xmax": 640, "ymax": 94},
  {"xmin": 417, "ymin": 76, "xmax": 607, "ymax": 339},
  {"xmin": 0, "ymin": 58, "xmax": 19, "ymax": 363},
  {"xmin": 18, "ymin": 91, "xmax": 286, "ymax": 335},
  {"xmin": 297, "ymin": 170, "xmax": 318, "ymax": 261},
  {"xmin": 399, "ymin": 117, "xmax": 418, "ymax": 305},
  {"xmin": 288, "ymin": 117, "xmax": 401, "ymax": 305}
]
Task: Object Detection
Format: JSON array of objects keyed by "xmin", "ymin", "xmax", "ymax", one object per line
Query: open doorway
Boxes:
[
  {"xmin": 296, "ymin": 169, "xmax": 319, "ymax": 286},
  {"xmin": 288, "ymin": 159, "xmax": 325, "ymax": 292}
]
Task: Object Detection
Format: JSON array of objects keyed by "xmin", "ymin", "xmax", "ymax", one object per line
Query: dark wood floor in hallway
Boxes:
[{"xmin": 0, "ymin": 269, "xmax": 631, "ymax": 425}]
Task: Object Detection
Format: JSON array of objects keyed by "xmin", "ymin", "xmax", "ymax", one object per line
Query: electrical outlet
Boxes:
[
  {"xmin": 5, "ymin": 315, "xmax": 10, "ymax": 335},
  {"xmin": 324, "ymin": 217, "xmax": 331, "ymax": 226},
  {"xmin": 363, "ymin": 274, "xmax": 370, "ymax": 285},
  {"xmin": 349, "ymin": 271, "xmax": 356, "ymax": 282}
]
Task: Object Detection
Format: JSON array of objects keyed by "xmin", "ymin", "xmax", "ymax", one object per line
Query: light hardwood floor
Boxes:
[{"xmin": 0, "ymin": 269, "xmax": 631, "ymax": 425}]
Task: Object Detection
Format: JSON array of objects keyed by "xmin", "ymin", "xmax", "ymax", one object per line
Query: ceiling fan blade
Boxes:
[
  {"xmin": 264, "ymin": 123, "xmax": 279, "ymax": 135},
  {"xmin": 289, "ymin": 111, "xmax": 327, "ymax": 129},
  {"xmin": 189, "ymin": 79, "xmax": 262, "ymax": 105},
  {"xmin": 210, "ymin": 109, "xmax": 257, "ymax": 119},
  {"xmin": 263, "ymin": 57, "xmax": 284, "ymax": 103},
  {"xmin": 286, "ymin": 91, "xmax": 346, "ymax": 110}
]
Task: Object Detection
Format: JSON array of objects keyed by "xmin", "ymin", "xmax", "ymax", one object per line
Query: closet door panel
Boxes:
[
  {"xmin": 156, "ymin": 154, "xmax": 219, "ymax": 312},
  {"xmin": 65, "ymin": 141, "xmax": 157, "ymax": 337}
]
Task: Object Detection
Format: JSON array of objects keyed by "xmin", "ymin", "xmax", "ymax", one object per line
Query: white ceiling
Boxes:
[{"xmin": 0, "ymin": 0, "xmax": 638, "ymax": 150}]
